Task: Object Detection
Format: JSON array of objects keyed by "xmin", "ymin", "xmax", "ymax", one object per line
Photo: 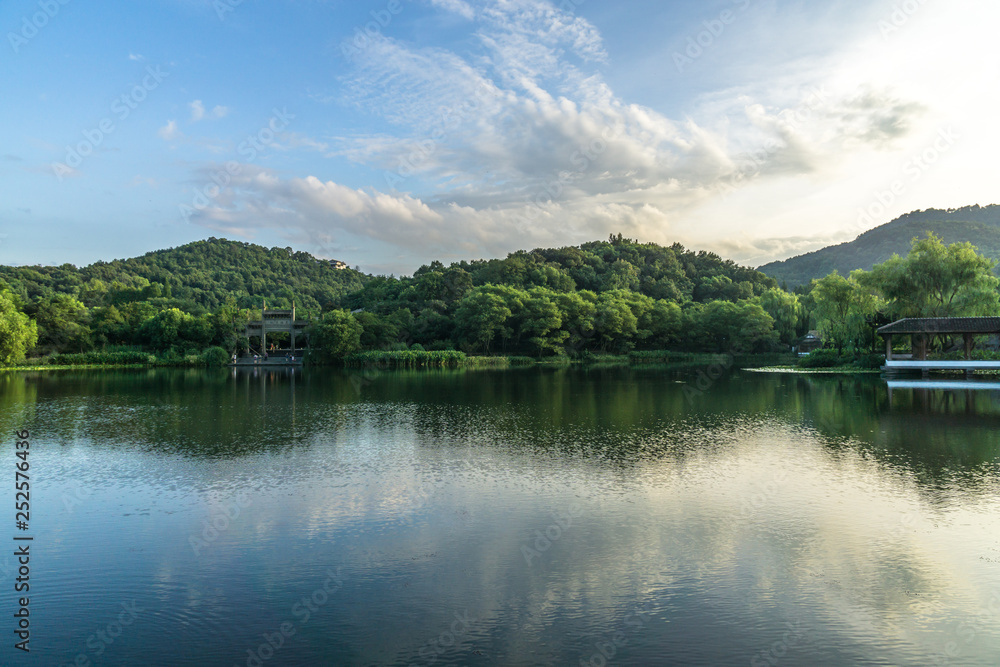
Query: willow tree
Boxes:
[
  {"xmin": 857, "ymin": 234, "xmax": 1000, "ymax": 318},
  {"xmin": 809, "ymin": 272, "xmax": 883, "ymax": 353}
]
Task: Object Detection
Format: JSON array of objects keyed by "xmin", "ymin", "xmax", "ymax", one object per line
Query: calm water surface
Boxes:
[{"xmin": 1, "ymin": 365, "xmax": 999, "ymax": 666}]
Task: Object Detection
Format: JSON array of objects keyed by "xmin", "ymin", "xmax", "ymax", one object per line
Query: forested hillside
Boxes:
[
  {"xmin": 759, "ymin": 205, "xmax": 1000, "ymax": 287},
  {"xmin": 344, "ymin": 234, "xmax": 778, "ymax": 312},
  {"xmin": 0, "ymin": 237, "xmax": 366, "ymax": 315},
  {"xmin": 2, "ymin": 230, "xmax": 996, "ymax": 367},
  {"xmin": 0, "ymin": 234, "xmax": 788, "ymax": 362}
]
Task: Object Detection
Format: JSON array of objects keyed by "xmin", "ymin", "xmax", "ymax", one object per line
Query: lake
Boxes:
[{"xmin": 2, "ymin": 365, "xmax": 999, "ymax": 666}]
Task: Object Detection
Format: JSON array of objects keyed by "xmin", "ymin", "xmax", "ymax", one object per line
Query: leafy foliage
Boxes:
[
  {"xmin": 0, "ymin": 288, "xmax": 38, "ymax": 365},
  {"xmin": 0, "ymin": 237, "xmax": 365, "ymax": 314},
  {"xmin": 308, "ymin": 310, "xmax": 363, "ymax": 363},
  {"xmin": 856, "ymin": 233, "xmax": 999, "ymax": 318}
]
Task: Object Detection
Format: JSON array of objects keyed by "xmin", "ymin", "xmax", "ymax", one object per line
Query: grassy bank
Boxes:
[
  {"xmin": 627, "ymin": 351, "xmax": 798, "ymax": 367},
  {"xmin": 342, "ymin": 350, "xmax": 467, "ymax": 368},
  {"xmin": 3, "ymin": 349, "xmax": 803, "ymax": 372},
  {"xmin": 5, "ymin": 346, "xmax": 233, "ymax": 371}
]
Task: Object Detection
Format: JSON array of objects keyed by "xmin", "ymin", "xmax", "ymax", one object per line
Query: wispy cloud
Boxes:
[
  {"xmin": 158, "ymin": 120, "xmax": 182, "ymax": 141},
  {"xmin": 429, "ymin": 0, "xmax": 474, "ymax": 20},
  {"xmin": 189, "ymin": 100, "xmax": 229, "ymax": 122},
  {"xmin": 187, "ymin": 0, "xmax": 941, "ymax": 271}
]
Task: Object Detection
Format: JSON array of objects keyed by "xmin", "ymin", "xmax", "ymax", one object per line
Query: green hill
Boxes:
[
  {"xmin": 0, "ymin": 234, "xmax": 784, "ymax": 361},
  {"xmin": 342, "ymin": 235, "xmax": 779, "ymax": 313},
  {"xmin": 0, "ymin": 237, "xmax": 366, "ymax": 315},
  {"xmin": 758, "ymin": 205, "xmax": 1000, "ymax": 287}
]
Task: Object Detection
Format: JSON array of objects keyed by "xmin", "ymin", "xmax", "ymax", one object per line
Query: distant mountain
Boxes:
[{"xmin": 758, "ymin": 205, "xmax": 1000, "ymax": 288}]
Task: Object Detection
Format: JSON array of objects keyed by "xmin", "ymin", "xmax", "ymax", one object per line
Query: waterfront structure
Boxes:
[
  {"xmin": 877, "ymin": 317, "xmax": 1000, "ymax": 376},
  {"xmin": 244, "ymin": 301, "xmax": 311, "ymax": 354}
]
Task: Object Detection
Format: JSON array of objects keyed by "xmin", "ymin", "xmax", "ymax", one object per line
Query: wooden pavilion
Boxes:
[{"xmin": 877, "ymin": 317, "xmax": 1000, "ymax": 376}]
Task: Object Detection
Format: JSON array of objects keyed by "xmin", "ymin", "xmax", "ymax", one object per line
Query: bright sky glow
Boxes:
[{"xmin": 1, "ymin": 0, "xmax": 997, "ymax": 274}]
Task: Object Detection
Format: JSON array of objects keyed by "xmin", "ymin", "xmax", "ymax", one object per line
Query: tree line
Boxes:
[{"xmin": 1, "ymin": 233, "xmax": 996, "ymax": 366}]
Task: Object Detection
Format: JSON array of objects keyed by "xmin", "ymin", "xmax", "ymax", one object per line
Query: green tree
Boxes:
[
  {"xmin": 208, "ymin": 296, "xmax": 242, "ymax": 350},
  {"xmin": 691, "ymin": 300, "xmax": 778, "ymax": 354},
  {"xmin": 858, "ymin": 234, "xmax": 1000, "ymax": 318},
  {"xmin": 139, "ymin": 308, "xmax": 188, "ymax": 350},
  {"xmin": 0, "ymin": 290, "xmax": 38, "ymax": 365},
  {"xmin": 92, "ymin": 305, "xmax": 128, "ymax": 347},
  {"xmin": 554, "ymin": 290, "xmax": 597, "ymax": 354},
  {"xmin": 455, "ymin": 288, "xmax": 513, "ymax": 353},
  {"xmin": 521, "ymin": 288, "xmax": 566, "ymax": 355},
  {"xmin": 594, "ymin": 291, "xmax": 638, "ymax": 353},
  {"xmin": 309, "ymin": 310, "xmax": 362, "ymax": 361},
  {"xmin": 810, "ymin": 272, "xmax": 882, "ymax": 353},
  {"xmin": 33, "ymin": 294, "xmax": 92, "ymax": 354},
  {"xmin": 754, "ymin": 288, "xmax": 805, "ymax": 346}
]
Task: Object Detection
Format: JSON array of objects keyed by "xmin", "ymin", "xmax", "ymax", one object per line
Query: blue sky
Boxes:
[{"xmin": 1, "ymin": 0, "xmax": 997, "ymax": 275}]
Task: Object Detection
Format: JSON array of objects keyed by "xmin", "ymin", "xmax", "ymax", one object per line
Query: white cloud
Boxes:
[
  {"xmin": 158, "ymin": 120, "xmax": 181, "ymax": 141},
  {"xmin": 128, "ymin": 53, "xmax": 143, "ymax": 61},
  {"xmin": 190, "ymin": 100, "xmax": 205, "ymax": 122},
  {"xmin": 186, "ymin": 0, "xmax": 1000, "ymax": 273},
  {"xmin": 189, "ymin": 100, "xmax": 230, "ymax": 122},
  {"xmin": 429, "ymin": 0, "xmax": 474, "ymax": 20}
]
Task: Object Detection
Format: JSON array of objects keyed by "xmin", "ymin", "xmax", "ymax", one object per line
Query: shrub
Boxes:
[
  {"xmin": 851, "ymin": 353, "xmax": 885, "ymax": 369},
  {"xmin": 464, "ymin": 356, "xmax": 510, "ymax": 367},
  {"xmin": 797, "ymin": 349, "xmax": 845, "ymax": 368},
  {"xmin": 202, "ymin": 346, "xmax": 230, "ymax": 367},
  {"xmin": 49, "ymin": 351, "xmax": 154, "ymax": 366}
]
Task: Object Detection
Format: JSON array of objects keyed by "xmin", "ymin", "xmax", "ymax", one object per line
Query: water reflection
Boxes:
[{"xmin": 0, "ymin": 367, "xmax": 998, "ymax": 665}]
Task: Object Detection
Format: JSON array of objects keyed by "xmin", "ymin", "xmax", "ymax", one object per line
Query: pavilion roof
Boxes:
[{"xmin": 877, "ymin": 317, "xmax": 1000, "ymax": 335}]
